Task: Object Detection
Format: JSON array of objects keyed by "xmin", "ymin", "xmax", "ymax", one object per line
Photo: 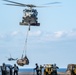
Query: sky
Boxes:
[{"xmin": 0, "ymin": 0, "xmax": 76, "ymax": 68}]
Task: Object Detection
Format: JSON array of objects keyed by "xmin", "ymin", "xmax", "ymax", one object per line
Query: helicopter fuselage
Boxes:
[
  {"xmin": 8, "ymin": 58, "xmax": 17, "ymax": 61},
  {"xmin": 20, "ymin": 9, "xmax": 40, "ymax": 26}
]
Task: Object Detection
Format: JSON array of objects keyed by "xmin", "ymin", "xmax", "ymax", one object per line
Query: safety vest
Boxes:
[
  {"xmin": 2, "ymin": 66, "xmax": 6, "ymax": 71},
  {"xmin": 14, "ymin": 66, "xmax": 18, "ymax": 71}
]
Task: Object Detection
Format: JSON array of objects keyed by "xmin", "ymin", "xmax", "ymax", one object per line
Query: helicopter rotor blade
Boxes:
[
  {"xmin": 3, "ymin": 0, "xmax": 37, "ymax": 7},
  {"xmin": 4, "ymin": 4, "xmax": 37, "ymax": 7},
  {"xmin": 43, "ymin": 2, "xmax": 61, "ymax": 5},
  {"xmin": 3, "ymin": 0, "xmax": 27, "ymax": 7},
  {"xmin": 33, "ymin": 5, "xmax": 61, "ymax": 8},
  {"xmin": 3, "ymin": 0, "xmax": 61, "ymax": 8},
  {"xmin": 4, "ymin": 4, "xmax": 61, "ymax": 8},
  {"xmin": 4, "ymin": 3, "xmax": 26, "ymax": 7}
]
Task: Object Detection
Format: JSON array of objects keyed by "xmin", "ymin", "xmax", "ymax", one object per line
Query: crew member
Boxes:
[
  {"xmin": 52, "ymin": 64, "xmax": 59, "ymax": 75},
  {"xmin": 9, "ymin": 66, "xmax": 13, "ymax": 75},
  {"xmin": 13, "ymin": 64, "xmax": 19, "ymax": 75},
  {"xmin": 1, "ymin": 63, "xmax": 6, "ymax": 75},
  {"xmin": 34, "ymin": 63, "xmax": 39, "ymax": 75},
  {"xmin": 39, "ymin": 65, "xmax": 43, "ymax": 75}
]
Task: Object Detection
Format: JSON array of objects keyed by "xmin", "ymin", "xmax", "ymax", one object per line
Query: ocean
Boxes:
[{"xmin": 19, "ymin": 68, "xmax": 67, "ymax": 72}]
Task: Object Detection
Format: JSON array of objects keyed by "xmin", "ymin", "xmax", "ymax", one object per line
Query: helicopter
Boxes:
[
  {"xmin": 3, "ymin": 0, "xmax": 40, "ymax": 27},
  {"xmin": 3, "ymin": 0, "xmax": 61, "ymax": 30},
  {"xmin": 8, "ymin": 58, "xmax": 18, "ymax": 61},
  {"xmin": 6, "ymin": 54, "xmax": 18, "ymax": 61}
]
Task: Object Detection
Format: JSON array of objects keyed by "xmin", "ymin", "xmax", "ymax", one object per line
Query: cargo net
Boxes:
[{"xmin": 17, "ymin": 26, "xmax": 30, "ymax": 66}]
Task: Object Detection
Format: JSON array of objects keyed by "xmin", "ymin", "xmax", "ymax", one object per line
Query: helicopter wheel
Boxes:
[{"xmin": 22, "ymin": 20, "xmax": 25, "ymax": 23}]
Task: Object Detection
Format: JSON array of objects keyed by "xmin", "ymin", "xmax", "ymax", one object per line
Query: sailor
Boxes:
[
  {"xmin": 13, "ymin": 64, "xmax": 19, "ymax": 75},
  {"xmin": 1, "ymin": 63, "xmax": 6, "ymax": 75},
  {"xmin": 52, "ymin": 64, "xmax": 59, "ymax": 75},
  {"xmin": 34, "ymin": 63, "xmax": 39, "ymax": 75},
  {"xmin": 9, "ymin": 66, "xmax": 13, "ymax": 75},
  {"xmin": 39, "ymin": 65, "xmax": 43, "ymax": 75}
]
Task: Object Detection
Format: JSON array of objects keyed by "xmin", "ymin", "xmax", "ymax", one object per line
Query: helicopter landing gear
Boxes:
[
  {"xmin": 30, "ymin": 22, "xmax": 40, "ymax": 26},
  {"xmin": 20, "ymin": 21, "xmax": 40, "ymax": 26},
  {"xmin": 20, "ymin": 16, "xmax": 40, "ymax": 26}
]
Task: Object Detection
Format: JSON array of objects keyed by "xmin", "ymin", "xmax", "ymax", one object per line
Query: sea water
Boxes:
[
  {"xmin": 19, "ymin": 68, "xmax": 67, "ymax": 72},
  {"xmin": 57, "ymin": 68, "xmax": 67, "ymax": 72}
]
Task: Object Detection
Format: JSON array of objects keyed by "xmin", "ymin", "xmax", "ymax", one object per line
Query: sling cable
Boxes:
[{"xmin": 17, "ymin": 25, "xmax": 30, "ymax": 66}]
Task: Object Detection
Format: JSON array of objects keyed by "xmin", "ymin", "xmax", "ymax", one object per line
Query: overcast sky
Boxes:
[{"xmin": 0, "ymin": 0, "xmax": 76, "ymax": 68}]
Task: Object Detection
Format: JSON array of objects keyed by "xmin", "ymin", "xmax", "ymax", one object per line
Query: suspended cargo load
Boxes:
[{"xmin": 17, "ymin": 56, "xmax": 29, "ymax": 66}]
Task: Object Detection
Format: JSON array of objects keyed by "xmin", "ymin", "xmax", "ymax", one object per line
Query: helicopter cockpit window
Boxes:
[
  {"xmin": 23, "ymin": 9, "xmax": 33, "ymax": 17},
  {"xmin": 26, "ymin": 10, "xmax": 31, "ymax": 12},
  {"xmin": 22, "ymin": 9, "xmax": 38, "ymax": 20}
]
